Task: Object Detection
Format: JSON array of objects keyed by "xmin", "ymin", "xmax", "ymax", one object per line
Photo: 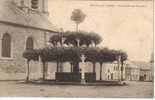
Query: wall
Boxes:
[{"xmin": 0, "ymin": 22, "xmax": 55, "ymax": 80}]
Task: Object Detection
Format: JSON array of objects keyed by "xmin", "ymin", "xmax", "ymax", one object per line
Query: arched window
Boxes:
[
  {"xmin": 26, "ymin": 37, "xmax": 34, "ymax": 50},
  {"xmin": 31, "ymin": 0, "xmax": 38, "ymax": 9},
  {"xmin": 2, "ymin": 33, "xmax": 11, "ymax": 57}
]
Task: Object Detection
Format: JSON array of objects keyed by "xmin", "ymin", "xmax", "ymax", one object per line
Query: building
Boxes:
[
  {"xmin": 125, "ymin": 61, "xmax": 140, "ymax": 81},
  {"xmin": 125, "ymin": 67, "xmax": 140, "ymax": 81},
  {"xmin": 125, "ymin": 61, "xmax": 153, "ymax": 81},
  {"xmin": 140, "ymin": 69, "xmax": 152, "ymax": 81},
  {"xmin": 96, "ymin": 62, "xmax": 120, "ymax": 81},
  {"xmin": 0, "ymin": 0, "xmax": 58, "ymax": 80}
]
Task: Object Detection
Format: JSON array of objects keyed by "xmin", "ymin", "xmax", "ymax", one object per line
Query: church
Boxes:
[{"xmin": 0, "ymin": 0, "xmax": 59, "ymax": 80}]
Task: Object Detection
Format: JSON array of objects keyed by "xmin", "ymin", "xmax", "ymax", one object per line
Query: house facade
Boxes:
[
  {"xmin": 125, "ymin": 67, "xmax": 140, "ymax": 81},
  {"xmin": 140, "ymin": 69, "xmax": 152, "ymax": 81},
  {"xmin": 125, "ymin": 61, "xmax": 153, "ymax": 81},
  {"xmin": 0, "ymin": 0, "xmax": 58, "ymax": 80}
]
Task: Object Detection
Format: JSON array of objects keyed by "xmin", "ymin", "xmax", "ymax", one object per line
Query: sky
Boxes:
[{"xmin": 48, "ymin": 0, "xmax": 153, "ymax": 62}]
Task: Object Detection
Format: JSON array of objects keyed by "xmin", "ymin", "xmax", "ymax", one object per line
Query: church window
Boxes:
[
  {"xmin": 31, "ymin": 0, "xmax": 38, "ymax": 9},
  {"xmin": 2, "ymin": 33, "xmax": 11, "ymax": 57},
  {"xmin": 26, "ymin": 37, "xmax": 34, "ymax": 50}
]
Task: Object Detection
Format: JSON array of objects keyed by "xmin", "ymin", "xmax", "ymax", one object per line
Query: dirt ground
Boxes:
[{"xmin": 0, "ymin": 81, "xmax": 153, "ymax": 98}]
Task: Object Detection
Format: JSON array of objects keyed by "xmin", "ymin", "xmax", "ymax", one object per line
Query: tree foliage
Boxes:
[
  {"xmin": 98, "ymin": 48, "xmax": 117, "ymax": 64},
  {"xmin": 23, "ymin": 49, "xmax": 39, "ymax": 61},
  {"xmin": 71, "ymin": 9, "xmax": 86, "ymax": 25},
  {"xmin": 23, "ymin": 47, "xmax": 127, "ymax": 64},
  {"xmin": 24, "ymin": 47, "xmax": 82, "ymax": 63},
  {"xmin": 49, "ymin": 35, "xmax": 62, "ymax": 47},
  {"xmin": 84, "ymin": 47, "xmax": 100, "ymax": 63},
  {"xmin": 23, "ymin": 31, "xmax": 127, "ymax": 68},
  {"xmin": 62, "ymin": 31, "xmax": 102, "ymax": 47}
]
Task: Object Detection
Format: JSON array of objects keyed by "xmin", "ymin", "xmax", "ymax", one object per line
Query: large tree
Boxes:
[
  {"xmin": 23, "ymin": 49, "xmax": 38, "ymax": 81},
  {"xmin": 97, "ymin": 48, "xmax": 117, "ymax": 80},
  {"xmin": 119, "ymin": 51, "xmax": 128, "ymax": 81},
  {"xmin": 84, "ymin": 47, "xmax": 99, "ymax": 73},
  {"xmin": 38, "ymin": 47, "xmax": 82, "ymax": 73},
  {"xmin": 71, "ymin": 9, "xmax": 86, "ymax": 32}
]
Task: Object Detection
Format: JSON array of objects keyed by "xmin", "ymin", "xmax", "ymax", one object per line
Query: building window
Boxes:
[
  {"xmin": 31, "ymin": 0, "xmax": 38, "ymax": 9},
  {"xmin": 2, "ymin": 33, "xmax": 11, "ymax": 57},
  {"xmin": 26, "ymin": 37, "xmax": 34, "ymax": 50}
]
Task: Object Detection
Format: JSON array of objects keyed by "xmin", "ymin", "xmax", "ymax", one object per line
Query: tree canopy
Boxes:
[
  {"xmin": 23, "ymin": 47, "xmax": 127, "ymax": 64},
  {"xmin": 23, "ymin": 49, "xmax": 39, "ymax": 61},
  {"xmin": 71, "ymin": 9, "xmax": 86, "ymax": 31},
  {"xmin": 71, "ymin": 9, "xmax": 86, "ymax": 25},
  {"xmin": 84, "ymin": 47, "xmax": 100, "ymax": 63},
  {"xmin": 23, "ymin": 30, "xmax": 127, "ymax": 66},
  {"xmin": 50, "ymin": 31, "xmax": 103, "ymax": 47},
  {"xmin": 49, "ymin": 35, "xmax": 62, "ymax": 47}
]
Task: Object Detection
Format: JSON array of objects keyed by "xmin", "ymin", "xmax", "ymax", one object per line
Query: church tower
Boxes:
[{"xmin": 13, "ymin": 0, "xmax": 49, "ymax": 14}]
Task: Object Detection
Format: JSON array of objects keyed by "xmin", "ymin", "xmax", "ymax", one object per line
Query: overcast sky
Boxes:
[{"xmin": 48, "ymin": 1, "xmax": 153, "ymax": 62}]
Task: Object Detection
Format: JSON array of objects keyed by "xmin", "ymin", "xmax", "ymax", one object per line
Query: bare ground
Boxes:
[{"xmin": 0, "ymin": 81, "xmax": 153, "ymax": 98}]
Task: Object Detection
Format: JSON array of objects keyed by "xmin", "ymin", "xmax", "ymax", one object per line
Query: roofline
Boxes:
[{"xmin": 0, "ymin": 20, "xmax": 59, "ymax": 33}]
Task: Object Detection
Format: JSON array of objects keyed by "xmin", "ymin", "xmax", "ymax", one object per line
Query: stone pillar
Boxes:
[
  {"xmin": 80, "ymin": 62, "xmax": 85, "ymax": 80},
  {"xmin": 80, "ymin": 55, "xmax": 86, "ymax": 84}
]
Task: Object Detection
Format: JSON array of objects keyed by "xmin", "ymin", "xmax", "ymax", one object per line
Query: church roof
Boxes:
[{"xmin": 0, "ymin": 0, "xmax": 59, "ymax": 32}]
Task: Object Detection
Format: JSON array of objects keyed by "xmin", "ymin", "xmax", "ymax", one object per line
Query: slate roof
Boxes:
[{"xmin": 0, "ymin": 0, "xmax": 59, "ymax": 32}]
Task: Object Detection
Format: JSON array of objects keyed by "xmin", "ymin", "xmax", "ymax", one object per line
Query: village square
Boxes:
[{"xmin": 0, "ymin": 0, "xmax": 153, "ymax": 98}]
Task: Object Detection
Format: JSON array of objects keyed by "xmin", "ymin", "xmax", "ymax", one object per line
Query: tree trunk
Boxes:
[
  {"xmin": 70, "ymin": 62, "xmax": 73, "ymax": 72},
  {"xmin": 100, "ymin": 63, "xmax": 103, "ymax": 80},
  {"xmin": 73, "ymin": 61, "xmax": 79, "ymax": 72},
  {"xmin": 93, "ymin": 63, "xmax": 96, "ymax": 73},
  {"xmin": 42, "ymin": 62, "xmax": 46, "ymax": 80},
  {"xmin": 56, "ymin": 61, "xmax": 59, "ymax": 72},
  {"xmin": 121, "ymin": 61, "xmax": 124, "ymax": 81},
  {"xmin": 60, "ymin": 62, "xmax": 63, "ymax": 72},
  {"xmin": 26, "ymin": 60, "xmax": 30, "ymax": 81}
]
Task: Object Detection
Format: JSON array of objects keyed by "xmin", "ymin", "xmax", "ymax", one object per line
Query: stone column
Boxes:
[{"xmin": 80, "ymin": 55, "xmax": 86, "ymax": 83}]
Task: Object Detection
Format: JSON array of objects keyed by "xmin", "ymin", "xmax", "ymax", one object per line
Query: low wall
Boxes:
[
  {"xmin": 85, "ymin": 72, "xmax": 96, "ymax": 82},
  {"xmin": 56, "ymin": 72, "xmax": 81, "ymax": 82}
]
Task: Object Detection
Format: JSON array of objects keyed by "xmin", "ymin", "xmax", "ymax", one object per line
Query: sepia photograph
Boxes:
[{"xmin": 0, "ymin": 0, "xmax": 153, "ymax": 98}]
